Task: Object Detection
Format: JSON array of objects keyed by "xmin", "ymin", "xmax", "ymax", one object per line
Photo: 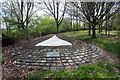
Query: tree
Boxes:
[
  {"xmin": 1, "ymin": 0, "xmax": 41, "ymax": 29},
  {"xmin": 73, "ymin": 2, "xmax": 120, "ymax": 38},
  {"xmin": 44, "ymin": 0, "xmax": 67, "ymax": 33},
  {"xmin": 66, "ymin": 2, "xmax": 74, "ymax": 31},
  {"xmin": 111, "ymin": 13, "xmax": 120, "ymax": 30},
  {"xmin": 88, "ymin": 23, "xmax": 91, "ymax": 35}
]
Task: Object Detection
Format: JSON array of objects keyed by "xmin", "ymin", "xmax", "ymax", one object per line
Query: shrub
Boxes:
[{"xmin": 2, "ymin": 33, "xmax": 15, "ymax": 46}]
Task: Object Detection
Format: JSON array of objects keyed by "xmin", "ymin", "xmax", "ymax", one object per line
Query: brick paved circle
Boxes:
[{"xmin": 11, "ymin": 42, "xmax": 104, "ymax": 71}]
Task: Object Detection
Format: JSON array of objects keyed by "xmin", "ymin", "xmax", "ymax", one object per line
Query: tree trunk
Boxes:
[
  {"xmin": 89, "ymin": 24, "xmax": 91, "ymax": 35},
  {"xmin": 105, "ymin": 21, "xmax": 108, "ymax": 35},
  {"xmin": 21, "ymin": 1, "xmax": 24, "ymax": 29},
  {"xmin": 73, "ymin": 15, "xmax": 75, "ymax": 34},
  {"xmin": 56, "ymin": 2, "xmax": 59, "ymax": 34},
  {"xmin": 76, "ymin": 17, "xmax": 79, "ymax": 31},
  {"xmin": 70, "ymin": 14, "xmax": 72, "ymax": 31},
  {"xmin": 79, "ymin": 17, "xmax": 81, "ymax": 28},
  {"xmin": 92, "ymin": 24, "xmax": 96, "ymax": 38},
  {"xmin": 26, "ymin": 19, "xmax": 29, "ymax": 29},
  {"xmin": 105, "ymin": 27, "xmax": 107, "ymax": 35},
  {"xmin": 108, "ymin": 27, "xmax": 110, "ymax": 37},
  {"xmin": 84, "ymin": 23, "xmax": 85, "ymax": 29},
  {"xmin": 101, "ymin": 28, "xmax": 103, "ymax": 33},
  {"xmin": 100, "ymin": 23, "xmax": 103, "ymax": 33},
  {"xmin": 26, "ymin": 2, "xmax": 29, "ymax": 29},
  {"xmin": 56, "ymin": 22, "xmax": 59, "ymax": 34},
  {"xmin": 99, "ymin": 24, "xmax": 101, "ymax": 34},
  {"xmin": 73, "ymin": 23, "xmax": 76, "ymax": 34}
]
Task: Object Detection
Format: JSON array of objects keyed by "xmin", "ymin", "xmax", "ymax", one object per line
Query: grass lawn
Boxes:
[{"xmin": 61, "ymin": 30, "xmax": 120, "ymax": 56}]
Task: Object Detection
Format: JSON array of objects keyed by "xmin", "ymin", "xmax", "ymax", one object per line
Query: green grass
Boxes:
[
  {"xmin": 62, "ymin": 30, "xmax": 119, "ymax": 37},
  {"xmin": 86, "ymin": 37, "xmax": 119, "ymax": 56},
  {"xmin": 0, "ymin": 56, "xmax": 5, "ymax": 64},
  {"xmin": 26, "ymin": 70, "xmax": 56, "ymax": 80},
  {"xmin": 26, "ymin": 62, "xmax": 119, "ymax": 80},
  {"xmin": 61, "ymin": 30, "xmax": 120, "ymax": 56}
]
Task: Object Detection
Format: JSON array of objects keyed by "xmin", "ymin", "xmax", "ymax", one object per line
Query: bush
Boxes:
[
  {"xmin": 40, "ymin": 25, "xmax": 56, "ymax": 35},
  {"xmin": 59, "ymin": 18, "xmax": 72, "ymax": 32},
  {"xmin": 2, "ymin": 33, "xmax": 15, "ymax": 46}
]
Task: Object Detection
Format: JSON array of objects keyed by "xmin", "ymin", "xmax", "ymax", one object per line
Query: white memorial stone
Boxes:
[{"xmin": 35, "ymin": 35, "xmax": 72, "ymax": 46}]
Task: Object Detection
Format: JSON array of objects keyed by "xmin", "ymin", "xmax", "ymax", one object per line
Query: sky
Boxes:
[
  {"xmin": 0, "ymin": 1, "xmax": 79, "ymax": 29},
  {"xmin": 36, "ymin": 10, "xmax": 46, "ymax": 16},
  {"xmin": 1, "ymin": 0, "xmax": 120, "ymax": 2},
  {"xmin": 1, "ymin": 0, "xmax": 118, "ymax": 29}
]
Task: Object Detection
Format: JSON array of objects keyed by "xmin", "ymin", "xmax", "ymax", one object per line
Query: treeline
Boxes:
[
  {"xmin": 2, "ymin": 14, "xmax": 120, "ymax": 46},
  {"xmin": 1, "ymin": 1, "xmax": 120, "ymax": 46},
  {"xmin": 2, "ymin": 16, "xmax": 74, "ymax": 46}
]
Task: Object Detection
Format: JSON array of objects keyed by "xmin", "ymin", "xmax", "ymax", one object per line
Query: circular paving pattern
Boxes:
[{"xmin": 11, "ymin": 42, "xmax": 104, "ymax": 71}]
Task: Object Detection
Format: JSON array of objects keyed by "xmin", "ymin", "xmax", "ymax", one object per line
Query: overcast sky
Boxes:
[{"xmin": 1, "ymin": 0, "xmax": 120, "ymax": 2}]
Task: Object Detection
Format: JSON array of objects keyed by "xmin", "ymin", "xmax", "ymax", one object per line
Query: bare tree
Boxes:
[
  {"xmin": 44, "ymin": 0, "xmax": 67, "ymax": 33},
  {"xmin": 73, "ymin": 2, "xmax": 120, "ymax": 38},
  {"xmin": 2, "ymin": 0, "xmax": 41, "ymax": 29},
  {"xmin": 66, "ymin": 2, "xmax": 74, "ymax": 31}
]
